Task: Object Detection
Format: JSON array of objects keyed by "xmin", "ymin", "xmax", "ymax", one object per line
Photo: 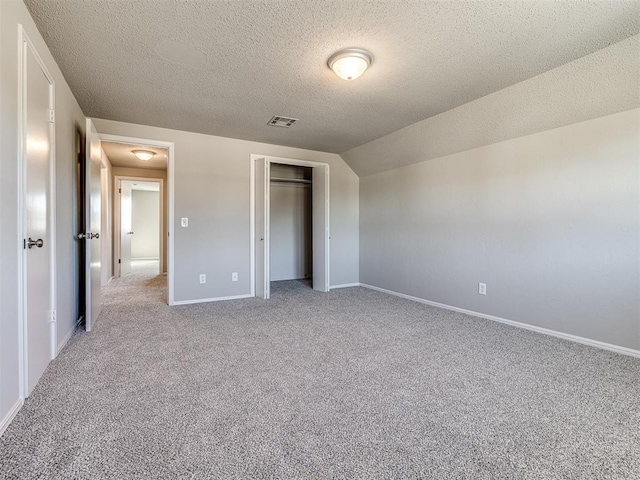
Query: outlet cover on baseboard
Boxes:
[{"xmin": 199, "ymin": 274, "xmax": 206, "ymax": 284}]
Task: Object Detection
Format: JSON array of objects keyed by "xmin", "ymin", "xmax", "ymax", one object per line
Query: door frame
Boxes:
[
  {"xmin": 113, "ymin": 176, "xmax": 165, "ymax": 277},
  {"xmin": 99, "ymin": 134, "xmax": 175, "ymax": 305},
  {"xmin": 250, "ymin": 154, "xmax": 330, "ymax": 297},
  {"xmin": 17, "ymin": 25, "xmax": 57, "ymax": 399}
]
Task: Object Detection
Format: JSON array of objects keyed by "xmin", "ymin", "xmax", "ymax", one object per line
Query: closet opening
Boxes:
[
  {"xmin": 269, "ymin": 163, "xmax": 313, "ymax": 290},
  {"xmin": 253, "ymin": 155, "xmax": 330, "ymax": 299}
]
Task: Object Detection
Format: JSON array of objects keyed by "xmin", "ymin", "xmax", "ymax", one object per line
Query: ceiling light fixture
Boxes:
[
  {"xmin": 132, "ymin": 149, "xmax": 155, "ymax": 161},
  {"xmin": 327, "ymin": 48, "xmax": 373, "ymax": 81}
]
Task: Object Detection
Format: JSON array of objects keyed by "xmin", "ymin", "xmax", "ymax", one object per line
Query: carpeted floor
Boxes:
[{"xmin": 1, "ymin": 265, "xmax": 639, "ymax": 479}]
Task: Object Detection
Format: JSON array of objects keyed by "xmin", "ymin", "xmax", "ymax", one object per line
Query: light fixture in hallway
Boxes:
[{"xmin": 132, "ymin": 149, "xmax": 155, "ymax": 161}]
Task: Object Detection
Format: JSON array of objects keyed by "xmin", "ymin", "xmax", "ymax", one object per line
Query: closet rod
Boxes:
[{"xmin": 270, "ymin": 177, "xmax": 312, "ymax": 184}]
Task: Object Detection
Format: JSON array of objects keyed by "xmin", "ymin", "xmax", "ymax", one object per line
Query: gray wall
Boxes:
[
  {"xmin": 131, "ymin": 190, "xmax": 160, "ymax": 260},
  {"xmin": 94, "ymin": 119, "xmax": 360, "ymax": 301},
  {"xmin": 359, "ymin": 109, "xmax": 639, "ymax": 350},
  {"xmin": 1, "ymin": 0, "xmax": 85, "ymax": 425}
]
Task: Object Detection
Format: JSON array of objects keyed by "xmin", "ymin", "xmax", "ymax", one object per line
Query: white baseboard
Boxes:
[
  {"xmin": 360, "ymin": 283, "xmax": 640, "ymax": 359},
  {"xmin": 57, "ymin": 326, "xmax": 75, "ymax": 355},
  {"xmin": 330, "ymin": 283, "xmax": 362, "ymax": 289},
  {"xmin": 132, "ymin": 257, "xmax": 159, "ymax": 261},
  {"xmin": 172, "ymin": 293, "xmax": 253, "ymax": 306},
  {"xmin": 0, "ymin": 398, "xmax": 23, "ymax": 437}
]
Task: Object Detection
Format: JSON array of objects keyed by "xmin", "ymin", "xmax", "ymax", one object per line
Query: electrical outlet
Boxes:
[
  {"xmin": 232, "ymin": 272, "xmax": 238, "ymax": 282},
  {"xmin": 181, "ymin": 217, "xmax": 188, "ymax": 227},
  {"xmin": 199, "ymin": 274, "xmax": 206, "ymax": 284},
  {"xmin": 478, "ymin": 282, "xmax": 487, "ymax": 295}
]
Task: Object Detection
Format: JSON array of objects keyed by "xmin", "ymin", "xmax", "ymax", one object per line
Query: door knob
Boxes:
[
  {"xmin": 78, "ymin": 233, "xmax": 87, "ymax": 240},
  {"xmin": 90, "ymin": 232, "xmax": 100, "ymax": 239},
  {"xmin": 27, "ymin": 237, "xmax": 44, "ymax": 249}
]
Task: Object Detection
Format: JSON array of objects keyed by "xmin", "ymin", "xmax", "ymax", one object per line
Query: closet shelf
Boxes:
[{"xmin": 270, "ymin": 177, "xmax": 312, "ymax": 184}]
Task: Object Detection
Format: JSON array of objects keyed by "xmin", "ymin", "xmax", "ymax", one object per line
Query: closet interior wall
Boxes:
[{"xmin": 269, "ymin": 163, "xmax": 312, "ymax": 283}]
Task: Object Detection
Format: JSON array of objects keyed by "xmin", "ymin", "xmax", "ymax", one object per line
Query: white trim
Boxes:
[
  {"xmin": 57, "ymin": 326, "xmax": 75, "ymax": 355},
  {"xmin": 360, "ymin": 284, "xmax": 640, "ymax": 359},
  {"xmin": 99, "ymin": 134, "xmax": 172, "ymax": 148},
  {"xmin": 249, "ymin": 157, "xmax": 256, "ymax": 297},
  {"xmin": 48, "ymin": 65, "xmax": 57, "ymax": 362},
  {"xmin": 263, "ymin": 155, "xmax": 329, "ymax": 169},
  {"xmin": 320, "ymin": 164, "xmax": 330, "ymax": 292},
  {"xmin": 168, "ymin": 143, "xmax": 175, "ymax": 305},
  {"xmin": 172, "ymin": 293, "xmax": 254, "ymax": 306},
  {"xmin": 250, "ymin": 154, "xmax": 331, "ymax": 298},
  {"xmin": 266, "ymin": 161, "xmax": 271, "ymax": 299},
  {"xmin": 0, "ymin": 399, "xmax": 24, "ymax": 438},
  {"xmin": 17, "ymin": 24, "xmax": 26, "ymax": 403},
  {"xmin": 330, "ymin": 283, "xmax": 361, "ymax": 289},
  {"xmin": 96, "ymin": 132, "xmax": 175, "ymax": 305}
]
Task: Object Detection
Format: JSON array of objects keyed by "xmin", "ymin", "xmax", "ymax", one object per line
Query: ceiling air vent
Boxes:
[{"xmin": 267, "ymin": 115, "xmax": 298, "ymax": 128}]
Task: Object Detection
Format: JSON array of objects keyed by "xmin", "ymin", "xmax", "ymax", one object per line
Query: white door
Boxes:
[
  {"xmin": 120, "ymin": 181, "xmax": 133, "ymax": 275},
  {"xmin": 24, "ymin": 45, "xmax": 53, "ymax": 396},
  {"xmin": 254, "ymin": 158, "xmax": 270, "ymax": 299},
  {"xmin": 312, "ymin": 165, "xmax": 330, "ymax": 292},
  {"xmin": 85, "ymin": 119, "xmax": 102, "ymax": 331}
]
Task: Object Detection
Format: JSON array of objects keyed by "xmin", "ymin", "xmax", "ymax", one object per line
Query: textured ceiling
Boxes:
[
  {"xmin": 102, "ymin": 142, "xmax": 167, "ymax": 170},
  {"xmin": 343, "ymin": 35, "xmax": 640, "ymax": 177},
  {"xmin": 25, "ymin": 1, "xmax": 640, "ymax": 154}
]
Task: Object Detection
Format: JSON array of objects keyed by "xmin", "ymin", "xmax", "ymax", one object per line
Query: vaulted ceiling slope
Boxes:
[
  {"xmin": 343, "ymin": 35, "xmax": 640, "ymax": 177},
  {"xmin": 25, "ymin": 1, "xmax": 639, "ymax": 156}
]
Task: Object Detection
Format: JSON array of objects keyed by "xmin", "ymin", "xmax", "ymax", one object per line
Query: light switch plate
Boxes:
[{"xmin": 181, "ymin": 217, "xmax": 188, "ymax": 227}]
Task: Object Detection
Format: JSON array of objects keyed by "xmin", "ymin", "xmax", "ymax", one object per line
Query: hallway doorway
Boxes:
[
  {"xmin": 95, "ymin": 134, "xmax": 175, "ymax": 305},
  {"xmin": 116, "ymin": 178, "xmax": 163, "ymax": 278}
]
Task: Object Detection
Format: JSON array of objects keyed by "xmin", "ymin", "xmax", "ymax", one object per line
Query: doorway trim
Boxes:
[
  {"xmin": 113, "ymin": 176, "xmax": 165, "ymax": 278},
  {"xmin": 250, "ymin": 154, "xmax": 330, "ymax": 297},
  {"xmin": 17, "ymin": 25, "xmax": 57, "ymax": 400},
  {"xmin": 99, "ymin": 134, "xmax": 175, "ymax": 305}
]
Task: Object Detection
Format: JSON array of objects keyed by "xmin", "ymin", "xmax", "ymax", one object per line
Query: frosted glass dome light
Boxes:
[
  {"xmin": 132, "ymin": 149, "xmax": 155, "ymax": 161},
  {"xmin": 328, "ymin": 48, "xmax": 373, "ymax": 81}
]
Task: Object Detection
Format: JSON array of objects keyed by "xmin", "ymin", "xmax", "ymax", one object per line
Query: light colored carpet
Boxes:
[{"xmin": 1, "ymin": 269, "xmax": 639, "ymax": 479}]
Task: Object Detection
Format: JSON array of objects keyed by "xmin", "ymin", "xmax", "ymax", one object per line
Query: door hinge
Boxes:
[
  {"xmin": 49, "ymin": 309, "xmax": 57, "ymax": 323},
  {"xmin": 23, "ymin": 238, "xmax": 26, "ymax": 249},
  {"xmin": 118, "ymin": 258, "xmax": 121, "ymax": 264},
  {"xmin": 48, "ymin": 109, "xmax": 55, "ymax": 123},
  {"xmin": 119, "ymin": 188, "xmax": 121, "ymax": 193}
]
